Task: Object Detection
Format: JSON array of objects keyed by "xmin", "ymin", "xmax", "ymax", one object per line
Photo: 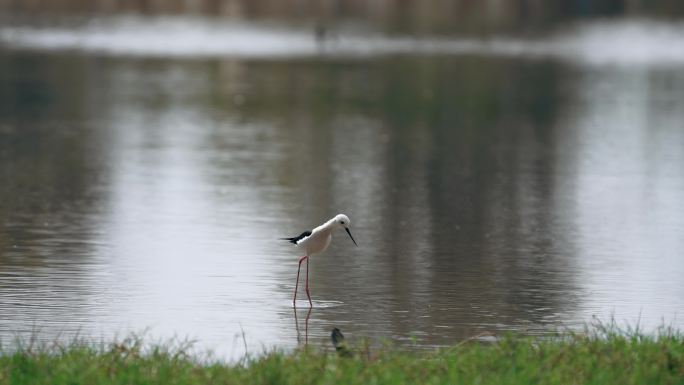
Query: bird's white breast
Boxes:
[{"xmin": 299, "ymin": 229, "xmax": 332, "ymax": 256}]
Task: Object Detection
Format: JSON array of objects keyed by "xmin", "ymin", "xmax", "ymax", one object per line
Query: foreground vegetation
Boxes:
[{"xmin": 1, "ymin": 323, "xmax": 683, "ymax": 385}]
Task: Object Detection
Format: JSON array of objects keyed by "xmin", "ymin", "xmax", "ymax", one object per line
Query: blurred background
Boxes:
[
  {"xmin": 2, "ymin": 0, "xmax": 684, "ymax": 34},
  {"xmin": 1, "ymin": 1, "xmax": 683, "ymax": 360}
]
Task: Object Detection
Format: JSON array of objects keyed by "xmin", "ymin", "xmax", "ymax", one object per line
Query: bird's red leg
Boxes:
[
  {"xmin": 305, "ymin": 257, "xmax": 312, "ymax": 307},
  {"xmin": 293, "ymin": 256, "xmax": 307, "ymax": 307}
]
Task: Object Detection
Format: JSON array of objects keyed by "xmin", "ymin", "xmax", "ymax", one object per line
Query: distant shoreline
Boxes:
[{"xmin": 1, "ymin": 1, "xmax": 683, "ymax": 36}]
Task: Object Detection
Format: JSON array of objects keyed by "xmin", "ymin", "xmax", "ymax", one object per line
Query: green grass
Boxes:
[{"xmin": 1, "ymin": 323, "xmax": 683, "ymax": 385}]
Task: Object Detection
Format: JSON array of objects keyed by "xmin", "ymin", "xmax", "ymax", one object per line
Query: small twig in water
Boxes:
[{"xmin": 239, "ymin": 323, "xmax": 248, "ymax": 357}]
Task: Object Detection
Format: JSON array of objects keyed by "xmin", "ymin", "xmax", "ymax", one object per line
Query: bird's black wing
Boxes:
[{"xmin": 280, "ymin": 230, "xmax": 312, "ymax": 244}]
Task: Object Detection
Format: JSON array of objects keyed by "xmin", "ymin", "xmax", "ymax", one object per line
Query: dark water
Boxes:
[{"xmin": 1, "ymin": 18, "xmax": 684, "ymax": 359}]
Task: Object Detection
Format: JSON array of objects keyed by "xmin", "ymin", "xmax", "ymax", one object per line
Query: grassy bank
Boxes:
[{"xmin": 1, "ymin": 324, "xmax": 683, "ymax": 385}]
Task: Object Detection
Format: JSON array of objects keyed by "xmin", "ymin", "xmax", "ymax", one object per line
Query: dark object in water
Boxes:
[{"xmin": 331, "ymin": 328, "xmax": 352, "ymax": 357}]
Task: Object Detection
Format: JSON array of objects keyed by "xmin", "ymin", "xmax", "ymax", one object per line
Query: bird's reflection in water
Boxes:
[{"xmin": 294, "ymin": 307, "xmax": 312, "ymax": 345}]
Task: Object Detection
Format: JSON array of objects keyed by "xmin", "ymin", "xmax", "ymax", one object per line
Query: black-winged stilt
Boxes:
[{"xmin": 282, "ymin": 214, "xmax": 358, "ymax": 307}]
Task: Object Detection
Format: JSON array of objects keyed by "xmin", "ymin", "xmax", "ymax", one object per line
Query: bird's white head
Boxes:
[
  {"xmin": 332, "ymin": 214, "xmax": 357, "ymax": 246},
  {"xmin": 333, "ymin": 214, "xmax": 351, "ymax": 228}
]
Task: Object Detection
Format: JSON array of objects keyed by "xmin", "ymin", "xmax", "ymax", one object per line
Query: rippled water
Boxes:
[{"xmin": 1, "ymin": 17, "xmax": 683, "ymax": 360}]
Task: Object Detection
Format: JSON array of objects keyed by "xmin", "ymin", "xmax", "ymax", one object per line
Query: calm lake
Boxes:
[{"xmin": 1, "ymin": 16, "xmax": 684, "ymax": 360}]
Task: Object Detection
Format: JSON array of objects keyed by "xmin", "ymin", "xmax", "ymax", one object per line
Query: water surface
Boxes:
[{"xmin": 1, "ymin": 17, "xmax": 683, "ymax": 359}]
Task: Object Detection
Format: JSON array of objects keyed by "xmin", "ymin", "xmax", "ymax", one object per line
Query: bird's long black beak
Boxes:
[{"xmin": 345, "ymin": 227, "xmax": 358, "ymax": 246}]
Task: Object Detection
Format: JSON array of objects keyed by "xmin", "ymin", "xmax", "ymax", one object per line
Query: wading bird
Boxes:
[
  {"xmin": 331, "ymin": 327, "xmax": 352, "ymax": 357},
  {"xmin": 282, "ymin": 214, "xmax": 357, "ymax": 307}
]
